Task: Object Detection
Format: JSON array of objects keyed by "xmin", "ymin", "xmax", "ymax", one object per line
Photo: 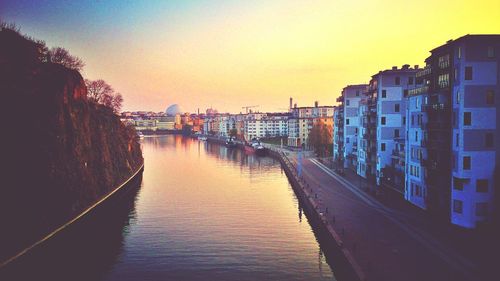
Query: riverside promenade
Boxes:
[{"xmin": 263, "ymin": 144, "xmax": 482, "ymax": 281}]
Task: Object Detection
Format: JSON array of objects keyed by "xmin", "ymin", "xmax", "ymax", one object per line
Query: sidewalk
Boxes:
[
  {"xmin": 281, "ymin": 152, "xmax": 482, "ymax": 281},
  {"xmin": 318, "ymin": 156, "xmax": 499, "ymax": 277}
]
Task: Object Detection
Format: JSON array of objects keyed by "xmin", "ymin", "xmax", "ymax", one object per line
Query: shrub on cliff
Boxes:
[
  {"xmin": 47, "ymin": 47, "xmax": 85, "ymax": 71},
  {"xmin": 85, "ymin": 79, "xmax": 123, "ymax": 113}
]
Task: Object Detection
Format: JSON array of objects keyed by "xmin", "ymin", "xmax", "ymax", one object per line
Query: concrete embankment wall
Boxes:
[
  {"xmin": 204, "ymin": 137, "xmax": 364, "ymax": 281},
  {"xmin": 266, "ymin": 149, "xmax": 365, "ymax": 281}
]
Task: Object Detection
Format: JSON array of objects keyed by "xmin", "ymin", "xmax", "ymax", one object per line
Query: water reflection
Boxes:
[
  {"xmin": 1, "ymin": 173, "xmax": 143, "ymax": 281},
  {"xmin": 3, "ymin": 135, "xmax": 338, "ymax": 281}
]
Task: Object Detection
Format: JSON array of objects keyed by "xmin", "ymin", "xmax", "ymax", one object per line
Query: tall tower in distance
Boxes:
[{"xmin": 289, "ymin": 97, "xmax": 293, "ymax": 111}]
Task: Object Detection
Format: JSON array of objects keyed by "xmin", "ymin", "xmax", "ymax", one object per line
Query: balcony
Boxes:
[
  {"xmin": 424, "ymin": 103, "xmax": 448, "ymax": 112},
  {"xmin": 416, "ymin": 67, "xmax": 431, "ymax": 78},
  {"xmin": 408, "ymin": 85, "xmax": 429, "ymax": 97},
  {"xmin": 391, "ymin": 149, "xmax": 405, "ymax": 159}
]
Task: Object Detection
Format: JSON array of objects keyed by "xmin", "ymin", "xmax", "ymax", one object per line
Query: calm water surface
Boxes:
[{"xmin": 5, "ymin": 135, "xmax": 337, "ymax": 281}]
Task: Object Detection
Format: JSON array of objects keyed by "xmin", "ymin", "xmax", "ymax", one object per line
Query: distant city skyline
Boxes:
[{"xmin": 1, "ymin": 0, "xmax": 500, "ymax": 112}]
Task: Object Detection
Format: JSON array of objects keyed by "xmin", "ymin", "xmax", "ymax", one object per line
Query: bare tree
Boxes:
[
  {"xmin": 85, "ymin": 79, "xmax": 113, "ymax": 103},
  {"xmin": 111, "ymin": 93, "xmax": 123, "ymax": 113},
  {"xmin": 48, "ymin": 47, "xmax": 84, "ymax": 71},
  {"xmin": 85, "ymin": 79, "xmax": 123, "ymax": 113}
]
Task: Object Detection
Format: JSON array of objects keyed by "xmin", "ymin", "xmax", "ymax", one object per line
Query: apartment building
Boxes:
[
  {"xmin": 408, "ymin": 35, "xmax": 500, "ymax": 228},
  {"xmin": 288, "ymin": 102, "xmax": 335, "ymax": 148},
  {"xmin": 340, "ymin": 85, "xmax": 369, "ymax": 170}
]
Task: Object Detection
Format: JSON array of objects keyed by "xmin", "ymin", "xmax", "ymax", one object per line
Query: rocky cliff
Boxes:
[{"xmin": 0, "ymin": 27, "xmax": 143, "ymax": 261}]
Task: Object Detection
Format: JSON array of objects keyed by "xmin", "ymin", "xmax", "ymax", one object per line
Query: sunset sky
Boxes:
[{"xmin": 2, "ymin": 0, "xmax": 500, "ymax": 113}]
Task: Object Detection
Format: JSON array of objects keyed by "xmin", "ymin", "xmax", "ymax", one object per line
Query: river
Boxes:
[{"xmin": 4, "ymin": 135, "xmax": 338, "ymax": 281}]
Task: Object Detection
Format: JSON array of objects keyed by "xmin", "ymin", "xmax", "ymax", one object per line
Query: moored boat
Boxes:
[
  {"xmin": 244, "ymin": 138, "xmax": 267, "ymax": 156},
  {"xmin": 225, "ymin": 137, "xmax": 237, "ymax": 148},
  {"xmin": 255, "ymin": 144, "xmax": 268, "ymax": 156}
]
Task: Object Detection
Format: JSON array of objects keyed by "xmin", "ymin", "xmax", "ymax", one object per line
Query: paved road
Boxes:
[{"xmin": 281, "ymin": 150, "xmax": 480, "ymax": 281}]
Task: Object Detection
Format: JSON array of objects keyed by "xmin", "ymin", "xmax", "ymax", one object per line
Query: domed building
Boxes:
[{"xmin": 165, "ymin": 104, "xmax": 185, "ymax": 116}]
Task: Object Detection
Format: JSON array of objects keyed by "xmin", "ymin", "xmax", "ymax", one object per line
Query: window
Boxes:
[
  {"xmin": 346, "ymin": 118, "xmax": 350, "ymax": 125},
  {"xmin": 453, "ymin": 200, "xmax": 463, "ymax": 214},
  {"xmin": 356, "ymin": 90, "xmax": 360, "ymax": 97},
  {"xmin": 346, "ymin": 137, "xmax": 349, "ymax": 144},
  {"xmin": 394, "ymin": 129, "xmax": 400, "ymax": 138},
  {"xmin": 464, "ymin": 112, "xmax": 471, "ymax": 126},
  {"xmin": 463, "ymin": 156, "xmax": 471, "ymax": 170},
  {"xmin": 487, "ymin": 46, "xmax": 495, "ymax": 58},
  {"xmin": 346, "ymin": 99, "xmax": 350, "ymax": 106},
  {"xmin": 381, "ymin": 116, "xmax": 386, "ymax": 125},
  {"xmin": 476, "ymin": 202, "xmax": 488, "ymax": 217},
  {"xmin": 458, "ymin": 47, "xmax": 462, "ymax": 59},
  {"xmin": 476, "ymin": 179, "xmax": 488, "ymax": 193},
  {"xmin": 465, "ymin": 66, "xmax": 473, "ymax": 80},
  {"xmin": 403, "ymin": 116, "xmax": 406, "ymax": 126},
  {"xmin": 381, "ymin": 143, "xmax": 386, "ymax": 151},
  {"xmin": 395, "ymin": 77, "xmax": 400, "ymax": 85},
  {"xmin": 486, "ymin": 90, "xmax": 494, "ymax": 105},
  {"xmin": 411, "ymin": 115, "xmax": 414, "ymax": 125},
  {"xmin": 382, "ymin": 90, "xmax": 387, "ymax": 98},
  {"xmin": 415, "ymin": 131, "xmax": 418, "ymax": 142},
  {"xmin": 408, "ymin": 77, "xmax": 414, "ymax": 85},
  {"xmin": 485, "ymin": 133, "xmax": 493, "ymax": 148},
  {"xmin": 403, "ymin": 89, "xmax": 408, "ymax": 97},
  {"xmin": 395, "ymin": 104, "xmax": 400, "ymax": 112},
  {"xmin": 438, "ymin": 73, "xmax": 449, "ymax": 88},
  {"xmin": 456, "ymin": 91, "xmax": 460, "ymax": 104},
  {"xmin": 438, "ymin": 54, "xmax": 450, "ymax": 68},
  {"xmin": 456, "ymin": 133, "xmax": 459, "ymax": 147},
  {"xmin": 453, "ymin": 177, "xmax": 464, "ymax": 191}
]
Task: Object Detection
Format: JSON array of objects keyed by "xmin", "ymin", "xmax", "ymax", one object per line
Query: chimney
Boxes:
[
  {"xmin": 392, "ymin": 66, "xmax": 397, "ymax": 70},
  {"xmin": 414, "ymin": 64, "xmax": 419, "ymax": 69},
  {"xmin": 289, "ymin": 97, "xmax": 293, "ymax": 110},
  {"xmin": 314, "ymin": 101, "xmax": 319, "ymax": 107},
  {"xmin": 294, "ymin": 103, "xmax": 297, "ymax": 108}
]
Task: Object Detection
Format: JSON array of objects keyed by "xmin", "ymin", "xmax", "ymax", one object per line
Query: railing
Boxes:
[
  {"xmin": 391, "ymin": 149, "xmax": 405, "ymax": 158},
  {"xmin": 0, "ymin": 163, "xmax": 145, "ymax": 268},
  {"xmin": 408, "ymin": 85, "xmax": 429, "ymax": 97},
  {"xmin": 416, "ymin": 67, "xmax": 431, "ymax": 78},
  {"xmin": 424, "ymin": 103, "xmax": 449, "ymax": 113}
]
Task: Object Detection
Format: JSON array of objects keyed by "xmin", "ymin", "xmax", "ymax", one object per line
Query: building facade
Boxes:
[
  {"xmin": 288, "ymin": 103, "xmax": 335, "ymax": 148},
  {"xmin": 340, "ymin": 85, "xmax": 369, "ymax": 170},
  {"xmin": 419, "ymin": 35, "xmax": 500, "ymax": 228},
  {"xmin": 373, "ymin": 65, "xmax": 420, "ymax": 192}
]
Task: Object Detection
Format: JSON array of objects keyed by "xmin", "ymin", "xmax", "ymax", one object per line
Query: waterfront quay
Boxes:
[
  {"xmin": 204, "ymin": 135, "xmax": 485, "ymax": 281},
  {"xmin": 257, "ymin": 143, "xmax": 484, "ymax": 281}
]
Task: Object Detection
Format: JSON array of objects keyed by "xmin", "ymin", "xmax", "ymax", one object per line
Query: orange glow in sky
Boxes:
[{"xmin": 2, "ymin": 0, "xmax": 500, "ymax": 112}]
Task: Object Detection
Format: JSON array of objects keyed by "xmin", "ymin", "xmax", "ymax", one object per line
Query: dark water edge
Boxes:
[{"xmin": 0, "ymin": 173, "xmax": 143, "ymax": 281}]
